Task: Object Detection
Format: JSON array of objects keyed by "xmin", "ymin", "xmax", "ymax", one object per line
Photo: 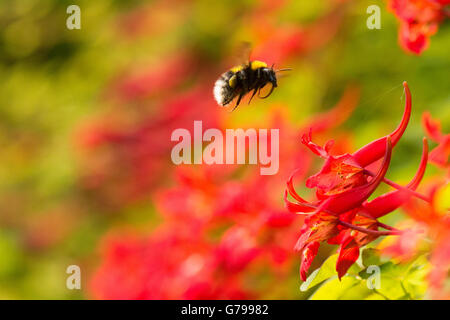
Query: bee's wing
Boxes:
[{"xmin": 233, "ymin": 41, "xmax": 252, "ymax": 65}]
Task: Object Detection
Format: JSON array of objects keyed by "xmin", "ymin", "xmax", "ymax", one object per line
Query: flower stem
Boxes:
[
  {"xmin": 338, "ymin": 220, "xmax": 402, "ymax": 236},
  {"xmin": 364, "ymin": 170, "xmax": 430, "ymax": 203},
  {"xmin": 376, "ymin": 221, "xmax": 400, "ymax": 232}
]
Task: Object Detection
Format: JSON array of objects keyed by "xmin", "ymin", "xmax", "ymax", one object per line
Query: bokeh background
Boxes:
[{"xmin": 0, "ymin": 0, "xmax": 449, "ymax": 299}]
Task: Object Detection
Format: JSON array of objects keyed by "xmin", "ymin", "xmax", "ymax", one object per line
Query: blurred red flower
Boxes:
[
  {"xmin": 76, "ymin": 82, "xmax": 220, "ymax": 207},
  {"xmin": 422, "ymin": 111, "xmax": 450, "ymax": 168},
  {"xmin": 401, "ymin": 183, "xmax": 450, "ymax": 299},
  {"xmin": 251, "ymin": 6, "xmax": 345, "ymax": 64},
  {"xmin": 389, "ymin": 0, "xmax": 450, "ymax": 54},
  {"xmin": 89, "ymin": 165, "xmax": 302, "ymax": 299},
  {"xmin": 89, "ymin": 227, "xmax": 254, "ymax": 299}
]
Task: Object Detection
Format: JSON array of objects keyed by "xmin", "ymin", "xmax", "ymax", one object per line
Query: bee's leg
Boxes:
[
  {"xmin": 259, "ymin": 83, "xmax": 275, "ymax": 99},
  {"xmin": 248, "ymin": 87, "xmax": 259, "ymax": 104},
  {"xmin": 230, "ymin": 93, "xmax": 243, "ymax": 112},
  {"xmin": 248, "ymin": 70, "xmax": 261, "ymax": 104},
  {"xmin": 252, "ymin": 69, "xmax": 261, "ymax": 92}
]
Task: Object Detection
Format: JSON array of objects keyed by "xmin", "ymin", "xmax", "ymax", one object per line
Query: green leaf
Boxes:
[
  {"xmin": 361, "ymin": 248, "xmax": 381, "ymax": 267},
  {"xmin": 364, "ymin": 255, "xmax": 430, "ymax": 300},
  {"xmin": 301, "ymin": 254, "xmax": 338, "ymax": 291},
  {"xmin": 301, "ymin": 251, "xmax": 363, "ymax": 293},
  {"xmin": 310, "ymin": 276, "xmax": 373, "ymax": 300},
  {"xmin": 310, "ymin": 252, "xmax": 431, "ymax": 300}
]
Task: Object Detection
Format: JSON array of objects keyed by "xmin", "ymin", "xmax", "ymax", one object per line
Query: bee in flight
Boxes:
[{"xmin": 213, "ymin": 59, "xmax": 291, "ymax": 112}]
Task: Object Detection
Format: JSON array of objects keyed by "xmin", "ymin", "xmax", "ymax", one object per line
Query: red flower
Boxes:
[
  {"xmin": 389, "ymin": 0, "xmax": 449, "ymax": 54},
  {"xmin": 285, "ymin": 82, "xmax": 430, "ymax": 280},
  {"xmin": 362, "ymin": 137, "xmax": 428, "ymax": 218},
  {"xmin": 422, "ymin": 111, "xmax": 450, "ymax": 168}
]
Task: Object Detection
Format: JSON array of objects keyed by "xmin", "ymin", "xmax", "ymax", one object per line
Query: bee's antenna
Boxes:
[{"xmin": 275, "ymin": 68, "xmax": 292, "ymax": 73}]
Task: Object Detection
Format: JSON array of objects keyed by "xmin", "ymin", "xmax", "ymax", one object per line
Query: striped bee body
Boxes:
[{"xmin": 213, "ymin": 60, "xmax": 278, "ymax": 111}]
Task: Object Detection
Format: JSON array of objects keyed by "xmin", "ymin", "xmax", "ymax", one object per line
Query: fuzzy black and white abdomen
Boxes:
[
  {"xmin": 213, "ymin": 72, "xmax": 236, "ymax": 106},
  {"xmin": 213, "ymin": 77, "xmax": 228, "ymax": 106}
]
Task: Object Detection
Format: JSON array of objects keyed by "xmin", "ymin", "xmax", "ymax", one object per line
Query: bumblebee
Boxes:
[{"xmin": 213, "ymin": 60, "xmax": 290, "ymax": 111}]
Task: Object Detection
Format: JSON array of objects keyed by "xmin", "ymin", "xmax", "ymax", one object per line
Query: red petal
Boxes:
[
  {"xmin": 422, "ymin": 111, "xmax": 444, "ymax": 142},
  {"xmin": 429, "ymin": 141, "xmax": 450, "ymax": 167},
  {"xmin": 294, "ymin": 227, "xmax": 314, "ymax": 252},
  {"xmin": 301, "ymin": 129, "xmax": 333, "ymax": 158},
  {"xmin": 287, "ymin": 170, "xmax": 309, "ymax": 203},
  {"xmin": 284, "ymin": 190, "xmax": 316, "ymax": 214},
  {"xmin": 304, "ymin": 216, "xmax": 340, "ymax": 245},
  {"xmin": 352, "ymin": 82, "xmax": 411, "ymax": 167},
  {"xmin": 294, "ymin": 213, "xmax": 339, "ymax": 252},
  {"xmin": 336, "ymin": 235, "xmax": 360, "ymax": 280},
  {"xmin": 327, "ymin": 229, "xmax": 346, "ymax": 245},
  {"xmin": 300, "ymin": 241, "xmax": 320, "ymax": 281},
  {"xmin": 315, "ymin": 138, "xmax": 392, "ymax": 215},
  {"xmin": 305, "ymin": 154, "xmax": 366, "ymax": 195},
  {"xmin": 363, "ymin": 137, "xmax": 428, "ymax": 218}
]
